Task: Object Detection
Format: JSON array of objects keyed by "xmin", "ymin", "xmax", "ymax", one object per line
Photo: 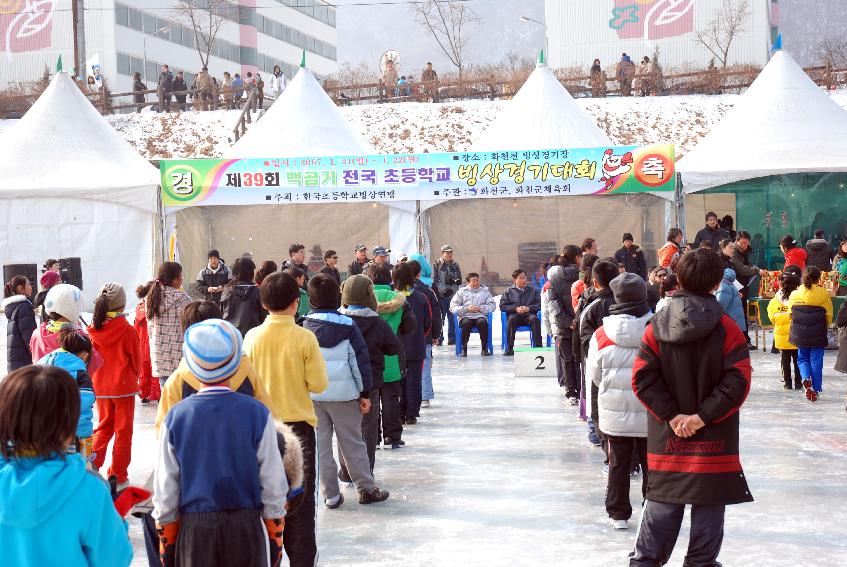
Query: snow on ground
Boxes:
[{"xmin": 100, "ymin": 89, "xmax": 847, "ymax": 160}]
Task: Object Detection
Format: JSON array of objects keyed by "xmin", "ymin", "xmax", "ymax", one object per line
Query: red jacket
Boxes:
[
  {"xmin": 784, "ymin": 247, "xmax": 807, "ymax": 270},
  {"xmin": 88, "ymin": 316, "xmax": 142, "ymax": 397}
]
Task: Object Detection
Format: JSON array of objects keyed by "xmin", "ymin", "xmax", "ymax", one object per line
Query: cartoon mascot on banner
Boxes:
[{"xmin": 598, "ymin": 148, "xmax": 633, "ymax": 192}]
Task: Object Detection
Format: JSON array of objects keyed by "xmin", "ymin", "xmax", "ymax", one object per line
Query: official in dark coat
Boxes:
[
  {"xmin": 500, "ymin": 269, "xmax": 542, "ymax": 353},
  {"xmin": 614, "ymin": 233, "xmax": 647, "ymax": 280}
]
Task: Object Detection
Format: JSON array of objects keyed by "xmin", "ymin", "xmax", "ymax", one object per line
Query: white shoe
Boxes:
[
  {"xmin": 421, "ymin": 400, "xmax": 431, "ymax": 408},
  {"xmin": 609, "ymin": 517, "xmax": 629, "ymax": 530}
]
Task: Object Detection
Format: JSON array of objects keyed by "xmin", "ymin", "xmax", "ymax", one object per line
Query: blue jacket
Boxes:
[
  {"xmin": 303, "ymin": 310, "xmax": 373, "ymax": 401},
  {"xmin": 0, "ymin": 453, "xmax": 132, "ymax": 567},
  {"xmin": 716, "ymin": 268, "xmax": 746, "ymax": 332},
  {"xmin": 39, "ymin": 350, "xmax": 96, "ymax": 439}
]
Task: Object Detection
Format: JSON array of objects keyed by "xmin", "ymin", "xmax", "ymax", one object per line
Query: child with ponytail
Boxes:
[
  {"xmin": 3, "ymin": 275, "xmax": 36, "ymax": 372},
  {"xmin": 147, "ymin": 262, "xmax": 192, "ymax": 389},
  {"xmin": 788, "ymin": 266, "xmax": 833, "ymax": 402},
  {"xmin": 134, "ymin": 283, "xmax": 159, "ymax": 404},
  {"xmin": 88, "ymin": 283, "xmax": 142, "ymax": 489}
]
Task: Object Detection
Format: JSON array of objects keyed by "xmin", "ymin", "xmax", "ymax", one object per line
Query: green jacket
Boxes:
[
  {"xmin": 374, "ymin": 285, "xmax": 405, "ymax": 383},
  {"xmin": 297, "ymin": 288, "xmax": 310, "ymax": 317}
]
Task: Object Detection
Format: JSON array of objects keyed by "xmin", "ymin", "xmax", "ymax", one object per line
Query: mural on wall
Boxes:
[
  {"xmin": 609, "ymin": 0, "xmax": 694, "ymax": 40},
  {"xmin": 1, "ymin": 0, "xmax": 53, "ymax": 53}
]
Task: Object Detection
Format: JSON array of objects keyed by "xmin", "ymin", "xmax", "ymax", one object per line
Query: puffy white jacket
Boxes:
[
  {"xmin": 541, "ymin": 265, "xmax": 563, "ymax": 337},
  {"xmin": 585, "ymin": 312, "xmax": 653, "ymax": 437},
  {"xmin": 449, "ymin": 285, "xmax": 496, "ymax": 320}
]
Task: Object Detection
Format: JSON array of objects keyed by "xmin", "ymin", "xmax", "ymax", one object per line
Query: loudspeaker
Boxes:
[
  {"xmin": 58, "ymin": 257, "xmax": 83, "ymax": 290},
  {"xmin": 3, "ymin": 264, "xmax": 38, "ymax": 300}
]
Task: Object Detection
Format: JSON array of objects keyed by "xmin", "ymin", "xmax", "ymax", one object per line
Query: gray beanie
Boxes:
[
  {"xmin": 609, "ymin": 273, "xmax": 649, "ymax": 317},
  {"xmin": 99, "ymin": 282, "xmax": 127, "ymax": 311},
  {"xmin": 341, "ymin": 275, "xmax": 378, "ymax": 311}
]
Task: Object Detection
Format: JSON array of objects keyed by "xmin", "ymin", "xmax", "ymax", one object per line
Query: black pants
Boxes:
[
  {"xmin": 459, "ymin": 316, "xmax": 489, "ymax": 350},
  {"xmin": 506, "ymin": 313, "xmax": 542, "ymax": 349},
  {"xmin": 606, "ymin": 436, "xmax": 647, "ymax": 520},
  {"xmin": 630, "ymin": 500, "xmax": 726, "ymax": 566},
  {"xmin": 380, "ymin": 380, "xmax": 404, "ymax": 442},
  {"xmin": 557, "ymin": 329, "xmax": 578, "ymax": 394},
  {"xmin": 284, "ymin": 421, "xmax": 317, "ymax": 567},
  {"xmin": 141, "ymin": 513, "xmax": 160, "ymax": 567},
  {"xmin": 177, "ymin": 509, "xmax": 266, "ymax": 567},
  {"xmin": 440, "ymin": 296, "xmax": 455, "ymax": 343},
  {"xmin": 781, "ymin": 349, "xmax": 801, "ymax": 386},
  {"xmin": 591, "ymin": 382, "xmax": 608, "ymax": 461},
  {"xmin": 741, "ymin": 296, "xmax": 751, "ymax": 343},
  {"xmin": 401, "ymin": 360, "xmax": 423, "ymax": 419}
]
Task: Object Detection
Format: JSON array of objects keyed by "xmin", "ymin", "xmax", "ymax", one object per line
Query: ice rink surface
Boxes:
[{"xmin": 114, "ymin": 336, "xmax": 847, "ymax": 566}]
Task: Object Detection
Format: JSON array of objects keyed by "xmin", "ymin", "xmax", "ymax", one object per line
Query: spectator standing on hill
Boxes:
[
  {"xmin": 172, "ymin": 71, "xmax": 187, "ymax": 111},
  {"xmin": 421, "ymin": 62, "xmax": 438, "ymax": 101},
  {"xmin": 133, "ymin": 72, "xmax": 146, "ymax": 112},
  {"xmin": 158, "ymin": 64, "xmax": 173, "ymax": 112},
  {"xmin": 195, "ymin": 66, "xmax": 213, "ymax": 111},
  {"xmin": 590, "ymin": 59, "xmax": 604, "ymax": 98},
  {"xmin": 617, "ymin": 53, "xmax": 636, "ymax": 96},
  {"xmin": 271, "ymin": 65, "xmax": 286, "ymax": 99},
  {"xmin": 382, "ymin": 60, "xmax": 399, "ymax": 99}
]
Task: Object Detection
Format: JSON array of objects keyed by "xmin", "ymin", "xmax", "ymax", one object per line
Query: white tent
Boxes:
[
  {"xmin": 679, "ymin": 51, "xmax": 847, "ymax": 194},
  {"xmin": 470, "ymin": 61, "xmax": 613, "ymax": 152},
  {"xmin": 0, "ymin": 72, "xmax": 159, "ymax": 304},
  {"xmin": 227, "ymin": 67, "xmax": 416, "ymax": 262}
]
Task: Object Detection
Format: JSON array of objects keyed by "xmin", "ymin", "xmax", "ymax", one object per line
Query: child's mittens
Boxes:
[
  {"xmin": 156, "ymin": 521, "xmax": 180, "ymax": 567},
  {"xmin": 264, "ymin": 517, "xmax": 285, "ymax": 567}
]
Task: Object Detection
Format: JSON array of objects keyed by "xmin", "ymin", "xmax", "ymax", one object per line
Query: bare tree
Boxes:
[
  {"xmin": 694, "ymin": 0, "xmax": 751, "ymax": 69},
  {"xmin": 413, "ymin": 0, "xmax": 480, "ymax": 78},
  {"xmin": 175, "ymin": 0, "xmax": 228, "ymax": 69},
  {"xmin": 817, "ymin": 36, "xmax": 847, "ymax": 67}
]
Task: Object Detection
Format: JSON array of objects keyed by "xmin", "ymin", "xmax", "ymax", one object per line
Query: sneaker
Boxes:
[
  {"xmin": 783, "ymin": 383, "xmax": 792, "ymax": 391},
  {"xmin": 608, "ymin": 517, "xmax": 629, "ymax": 530},
  {"xmin": 504, "ymin": 349, "xmax": 514, "ymax": 356},
  {"xmin": 481, "ymin": 349, "xmax": 491, "ymax": 357},
  {"xmin": 337, "ymin": 472, "xmax": 353, "ymax": 487},
  {"xmin": 359, "ymin": 487, "xmax": 390, "ymax": 505},
  {"xmin": 140, "ymin": 398, "xmax": 150, "ymax": 405},
  {"xmin": 602, "ymin": 464, "xmax": 609, "ymax": 476},
  {"xmin": 421, "ymin": 400, "xmax": 431, "ymax": 408},
  {"xmin": 461, "ymin": 347, "xmax": 467, "ymax": 358},
  {"xmin": 325, "ymin": 494, "xmax": 344, "ymax": 509},
  {"xmin": 803, "ymin": 379, "xmax": 818, "ymax": 402},
  {"xmin": 383, "ymin": 438, "xmax": 405, "ymax": 450},
  {"xmin": 588, "ymin": 431, "xmax": 602, "ymax": 447},
  {"xmin": 568, "ymin": 396, "xmax": 579, "ymax": 406},
  {"xmin": 794, "ymin": 378, "xmax": 803, "ymax": 390},
  {"xmin": 405, "ymin": 417, "xmax": 417, "ymax": 425},
  {"xmin": 630, "ymin": 464, "xmax": 642, "ymax": 476}
]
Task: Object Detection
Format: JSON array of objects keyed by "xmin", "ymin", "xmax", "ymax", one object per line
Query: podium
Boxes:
[{"xmin": 514, "ymin": 347, "xmax": 557, "ymax": 378}]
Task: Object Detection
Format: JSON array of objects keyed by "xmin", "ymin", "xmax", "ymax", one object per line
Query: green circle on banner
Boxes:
[{"xmin": 162, "ymin": 164, "xmax": 203, "ymax": 203}]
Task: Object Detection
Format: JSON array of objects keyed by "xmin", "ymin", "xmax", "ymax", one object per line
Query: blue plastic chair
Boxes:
[
  {"xmin": 501, "ymin": 311, "xmax": 541, "ymax": 350},
  {"xmin": 454, "ymin": 312, "xmax": 494, "ymax": 355}
]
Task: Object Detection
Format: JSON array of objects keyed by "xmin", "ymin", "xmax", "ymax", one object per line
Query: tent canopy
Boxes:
[
  {"xmin": 230, "ymin": 67, "xmax": 374, "ymax": 157},
  {"xmin": 0, "ymin": 72, "xmax": 159, "ymax": 213},
  {"xmin": 470, "ymin": 61, "xmax": 613, "ymax": 152},
  {"xmin": 678, "ymin": 51, "xmax": 847, "ymax": 194}
]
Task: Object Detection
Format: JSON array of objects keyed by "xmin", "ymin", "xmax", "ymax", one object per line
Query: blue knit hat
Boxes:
[{"xmin": 182, "ymin": 319, "xmax": 242, "ymax": 383}]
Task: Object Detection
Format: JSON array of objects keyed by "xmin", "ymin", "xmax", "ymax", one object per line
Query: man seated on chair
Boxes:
[
  {"xmin": 500, "ymin": 269, "xmax": 543, "ymax": 356},
  {"xmin": 449, "ymin": 273, "xmax": 496, "ymax": 357}
]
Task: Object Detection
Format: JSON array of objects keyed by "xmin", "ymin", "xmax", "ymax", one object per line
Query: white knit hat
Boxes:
[
  {"xmin": 43, "ymin": 284, "xmax": 84, "ymax": 323},
  {"xmin": 182, "ymin": 319, "xmax": 242, "ymax": 383}
]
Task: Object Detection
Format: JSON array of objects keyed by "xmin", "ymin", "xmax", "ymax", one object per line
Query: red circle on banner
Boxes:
[{"xmin": 634, "ymin": 152, "xmax": 674, "ymax": 188}]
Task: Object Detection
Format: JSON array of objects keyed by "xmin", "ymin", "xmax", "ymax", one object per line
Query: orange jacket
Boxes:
[
  {"xmin": 88, "ymin": 316, "xmax": 142, "ymax": 397},
  {"xmin": 658, "ymin": 242, "xmax": 680, "ymax": 269}
]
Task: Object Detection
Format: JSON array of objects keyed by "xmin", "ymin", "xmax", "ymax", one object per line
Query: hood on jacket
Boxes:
[
  {"xmin": 1, "ymin": 295, "xmax": 29, "ymax": 310},
  {"xmin": 806, "ymin": 239, "xmax": 829, "ymax": 251},
  {"xmin": 602, "ymin": 312, "xmax": 653, "ymax": 349},
  {"xmin": 88, "ymin": 315, "xmax": 130, "ymax": 347},
  {"xmin": 723, "ymin": 268, "xmax": 737, "ymax": 282},
  {"xmin": 651, "ymin": 292, "xmax": 724, "ymax": 344},
  {"xmin": 339, "ymin": 306, "xmax": 380, "ymax": 318},
  {"xmin": 0, "ymin": 454, "xmax": 89, "ymax": 529},
  {"xmin": 303, "ymin": 311, "xmax": 356, "ymax": 348},
  {"xmin": 39, "ymin": 349, "xmax": 87, "ymax": 376},
  {"xmin": 375, "ymin": 289, "xmax": 405, "ymax": 314},
  {"xmin": 409, "ymin": 253, "xmax": 434, "ymax": 287},
  {"xmin": 222, "ymin": 282, "xmax": 256, "ymax": 300}
]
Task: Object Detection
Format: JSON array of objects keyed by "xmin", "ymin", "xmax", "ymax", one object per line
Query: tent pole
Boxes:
[
  {"xmin": 415, "ymin": 200, "xmax": 422, "ymax": 254},
  {"xmin": 157, "ymin": 189, "xmax": 167, "ymax": 265},
  {"xmin": 676, "ymin": 172, "xmax": 685, "ymax": 239}
]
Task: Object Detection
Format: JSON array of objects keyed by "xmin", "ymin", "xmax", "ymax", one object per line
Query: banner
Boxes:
[{"xmin": 160, "ymin": 144, "xmax": 675, "ymax": 208}]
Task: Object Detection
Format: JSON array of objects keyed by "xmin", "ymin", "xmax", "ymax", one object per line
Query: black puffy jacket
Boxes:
[
  {"xmin": 414, "ymin": 279, "xmax": 442, "ymax": 341},
  {"xmin": 221, "ymin": 282, "xmax": 266, "ymax": 337},
  {"xmin": 196, "ymin": 263, "xmax": 231, "ymax": 303},
  {"xmin": 789, "ymin": 305, "xmax": 829, "ymax": 348},
  {"xmin": 549, "ymin": 262, "xmax": 580, "ymax": 331},
  {"xmin": 3, "ymin": 295, "xmax": 37, "ymax": 372},
  {"xmin": 343, "ymin": 308, "xmax": 401, "ymax": 389},
  {"xmin": 614, "ymin": 245, "xmax": 647, "ymax": 280}
]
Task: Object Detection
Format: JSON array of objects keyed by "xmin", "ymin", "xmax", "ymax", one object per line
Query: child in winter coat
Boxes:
[
  {"xmin": 781, "ymin": 235, "xmax": 807, "ymax": 270},
  {"xmin": 394, "ymin": 262, "xmax": 432, "ymax": 425},
  {"xmin": 632, "ymin": 249, "xmax": 752, "ymax": 565},
  {"xmin": 3, "ymin": 275, "xmax": 36, "ymax": 372},
  {"xmin": 153, "ymin": 319, "xmax": 288, "ymax": 567},
  {"xmin": 654, "ymin": 274, "xmax": 678, "ymax": 313},
  {"xmin": 88, "ymin": 283, "xmax": 142, "ymax": 488},
  {"xmin": 338, "ymin": 275, "xmax": 401, "ymax": 472},
  {"xmin": 29, "ymin": 283, "xmax": 103, "ymax": 373},
  {"xmin": 716, "ymin": 268, "xmax": 746, "ymax": 332},
  {"xmin": 221, "ymin": 257, "xmax": 266, "ymax": 336},
  {"xmin": 586, "ymin": 273, "xmax": 652, "ymax": 530},
  {"xmin": 0, "ymin": 365, "xmax": 132, "ymax": 567},
  {"xmin": 38, "ymin": 330, "xmax": 97, "ymax": 459},
  {"xmin": 788, "ymin": 266, "xmax": 833, "ymax": 401},
  {"xmin": 243, "ymin": 271, "xmax": 328, "ymax": 566},
  {"xmin": 302, "ymin": 275, "xmax": 390, "ymax": 509},
  {"xmin": 33, "ymin": 268, "xmax": 61, "ymax": 322},
  {"xmin": 408, "ymin": 255, "xmax": 442, "ymax": 406},
  {"xmin": 768, "ymin": 272, "xmax": 802, "ymax": 389},
  {"xmin": 134, "ymin": 283, "xmax": 159, "ymax": 403},
  {"xmin": 147, "ymin": 263, "xmax": 192, "ymax": 388}
]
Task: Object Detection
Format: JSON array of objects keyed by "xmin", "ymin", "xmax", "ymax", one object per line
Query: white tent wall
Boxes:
[
  {"xmin": 0, "ymin": 198, "xmax": 154, "ymax": 307},
  {"xmin": 427, "ymin": 194, "xmax": 668, "ymax": 294},
  {"xmin": 175, "ymin": 203, "xmax": 390, "ymax": 295}
]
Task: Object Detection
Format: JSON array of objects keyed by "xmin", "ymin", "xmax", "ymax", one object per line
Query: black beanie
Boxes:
[{"xmin": 622, "ymin": 233, "xmax": 634, "ymax": 243}]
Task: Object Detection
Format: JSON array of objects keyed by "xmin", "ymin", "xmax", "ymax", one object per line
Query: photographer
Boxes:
[{"xmin": 433, "ymin": 245, "xmax": 462, "ymax": 345}]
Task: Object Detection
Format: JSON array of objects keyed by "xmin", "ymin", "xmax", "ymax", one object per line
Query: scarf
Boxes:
[{"xmin": 47, "ymin": 320, "xmax": 75, "ymax": 334}]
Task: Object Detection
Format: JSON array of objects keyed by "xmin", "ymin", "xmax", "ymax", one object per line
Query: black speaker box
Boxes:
[{"xmin": 3, "ymin": 264, "xmax": 38, "ymax": 300}]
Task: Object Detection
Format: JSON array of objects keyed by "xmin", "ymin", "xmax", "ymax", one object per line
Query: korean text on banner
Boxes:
[{"xmin": 161, "ymin": 144, "xmax": 675, "ymax": 208}]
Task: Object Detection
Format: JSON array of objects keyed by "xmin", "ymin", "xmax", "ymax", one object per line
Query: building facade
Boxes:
[
  {"xmin": 545, "ymin": 0, "xmax": 779, "ymax": 73},
  {"xmin": 0, "ymin": 0, "xmax": 338, "ymax": 92}
]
